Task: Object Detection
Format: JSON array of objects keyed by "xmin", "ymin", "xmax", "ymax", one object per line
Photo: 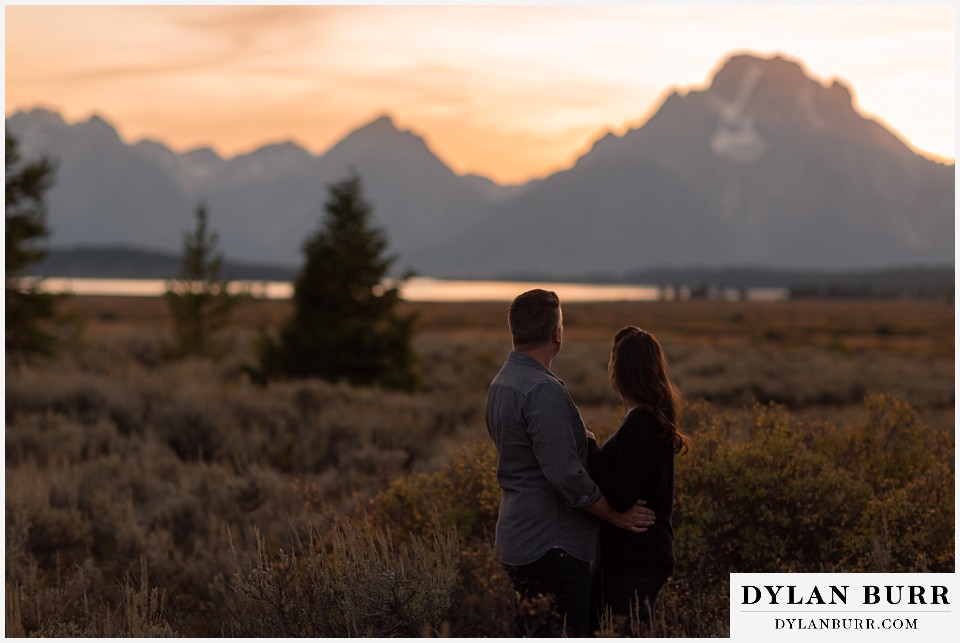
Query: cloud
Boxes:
[
  {"xmin": 5, "ymin": 4, "xmax": 953, "ymax": 182},
  {"xmin": 170, "ymin": 6, "xmax": 326, "ymax": 55}
]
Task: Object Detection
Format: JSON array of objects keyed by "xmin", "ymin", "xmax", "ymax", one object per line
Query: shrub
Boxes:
[
  {"xmin": 226, "ymin": 520, "xmax": 458, "ymax": 637},
  {"xmin": 675, "ymin": 401, "xmax": 875, "ymax": 578},
  {"xmin": 5, "ymin": 556, "xmax": 174, "ymax": 638},
  {"xmin": 665, "ymin": 395, "xmax": 954, "ymax": 635},
  {"xmin": 368, "ymin": 440, "xmax": 556, "ymax": 636},
  {"xmin": 369, "ymin": 440, "xmax": 500, "ymax": 543}
]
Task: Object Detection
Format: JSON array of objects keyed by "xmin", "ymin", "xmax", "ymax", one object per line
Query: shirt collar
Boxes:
[{"xmin": 507, "ymin": 350, "xmax": 563, "ymax": 384}]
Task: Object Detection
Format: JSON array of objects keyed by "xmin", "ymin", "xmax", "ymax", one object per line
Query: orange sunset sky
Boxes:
[{"xmin": 3, "ymin": 2, "xmax": 956, "ymax": 185}]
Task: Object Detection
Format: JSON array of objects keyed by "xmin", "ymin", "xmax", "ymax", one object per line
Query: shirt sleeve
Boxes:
[{"xmin": 523, "ymin": 381, "xmax": 601, "ymax": 510}]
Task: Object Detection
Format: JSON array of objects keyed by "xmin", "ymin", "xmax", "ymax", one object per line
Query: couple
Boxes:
[{"xmin": 486, "ymin": 289, "xmax": 689, "ymax": 637}]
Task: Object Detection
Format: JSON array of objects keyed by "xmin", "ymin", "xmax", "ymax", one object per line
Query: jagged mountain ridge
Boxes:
[
  {"xmin": 6, "ymin": 52, "xmax": 953, "ymax": 276},
  {"xmin": 7, "ymin": 109, "xmax": 507, "ymax": 268},
  {"xmin": 425, "ymin": 53, "xmax": 953, "ymax": 276},
  {"xmin": 572, "ymin": 54, "xmax": 952, "ymax": 269}
]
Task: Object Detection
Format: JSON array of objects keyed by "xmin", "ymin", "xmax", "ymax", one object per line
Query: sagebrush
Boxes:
[{"xmin": 6, "ymin": 298, "xmax": 954, "ymax": 636}]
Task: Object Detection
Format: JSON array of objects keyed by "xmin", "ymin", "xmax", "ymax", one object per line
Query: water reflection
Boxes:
[{"xmin": 32, "ymin": 276, "xmax": 788, "ymax": 302}]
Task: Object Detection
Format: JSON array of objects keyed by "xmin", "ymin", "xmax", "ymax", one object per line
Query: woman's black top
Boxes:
[{"xmin": 588, "ymin": 408, "xmax": 675, "ymax": 578}]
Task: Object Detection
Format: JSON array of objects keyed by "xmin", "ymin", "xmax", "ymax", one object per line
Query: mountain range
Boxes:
[{"xmin": 6, "ymin": 52, "xmax": 954, "ymax": 278}]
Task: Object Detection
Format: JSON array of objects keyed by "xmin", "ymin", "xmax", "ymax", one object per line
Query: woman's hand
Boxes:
[{"xmin": 585, "ymin": 429, "xmax": 597, "ymax": 442}]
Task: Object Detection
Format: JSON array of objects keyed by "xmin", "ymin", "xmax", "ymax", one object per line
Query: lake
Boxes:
[{"xmin": 30, "ymin": 276, "xmax": 789, "ymax": 302}]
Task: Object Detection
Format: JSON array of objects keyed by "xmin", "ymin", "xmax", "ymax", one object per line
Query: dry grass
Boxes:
[
  {"xmin": 6, "ymin": 294, "xmax": 954, "ymax": 636},
  {"xmin": 62, "ymin": 296, "xmax": 954, "ymax": 355}
]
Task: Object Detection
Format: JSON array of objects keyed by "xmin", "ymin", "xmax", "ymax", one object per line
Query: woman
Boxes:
[{"xmin": 587, "ymin": 326, "xmax": 690, "ymax": 632}]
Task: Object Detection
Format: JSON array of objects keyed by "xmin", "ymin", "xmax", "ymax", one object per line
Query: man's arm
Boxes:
[
  {"xmin": 584, "ymin": 496, "xmax": 655, "ymax": 532},
  {"xmin": 524, "ymin": 383, "xmax": 604, "ymax": 510}
]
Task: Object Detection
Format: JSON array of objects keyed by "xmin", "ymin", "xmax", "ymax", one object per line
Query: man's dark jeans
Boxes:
[{"xmin": 503, "ymin": 548, "xmax": 593, "ymax": 637}]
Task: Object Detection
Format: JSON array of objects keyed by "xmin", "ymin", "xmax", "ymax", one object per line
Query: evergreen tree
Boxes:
[
  {"xmin": 165, "ymin": 200, "xmax": 242, "ymax": 358},
  {"xmin": 5, "ymin": 134, "xmax": 60, "ymax": 359},
  {"xmin": 261, "ymin": 173, "xmax": 418, "ymax": 390}
]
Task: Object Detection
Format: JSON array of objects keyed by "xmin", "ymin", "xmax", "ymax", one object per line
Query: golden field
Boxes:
[{"xmin": 5, "ymin": 295, "xmax": 955, "ymax": 636}]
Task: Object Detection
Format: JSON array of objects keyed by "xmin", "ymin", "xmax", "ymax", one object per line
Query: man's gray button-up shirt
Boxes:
[{"xmin": 486, "ymin": 351, "xmax": 601, "ymax": 566}]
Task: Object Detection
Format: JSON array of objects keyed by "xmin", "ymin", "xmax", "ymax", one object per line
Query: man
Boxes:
[{"xmin": 486, "ymin": 289, "xmax": 656, "ymax": 637}]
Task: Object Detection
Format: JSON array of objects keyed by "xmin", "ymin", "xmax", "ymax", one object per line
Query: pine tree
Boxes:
[
  {"xmin": 260, "ymin": 173, "xmax": 418, "ymax": 390},
  {"xmin": 5, "ymin": 134, "xmax": 60, "ymax": 359},
  {"xmin": 165, "ymin": 200, "xmax": 242, "ymax": 358}
]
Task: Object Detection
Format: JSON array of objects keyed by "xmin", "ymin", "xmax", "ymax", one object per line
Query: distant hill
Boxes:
[
  {"xmin": 35, "ymin": 245, "xmax": 297, "ymax": 281},
  {"xmin": 6, "ymin": 52, "xmax": 954, "ymax": 278}
]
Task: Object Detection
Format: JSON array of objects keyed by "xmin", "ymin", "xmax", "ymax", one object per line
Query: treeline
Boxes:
[{"xmin": 624, "ymin": 266, "xmax": 955, "ymax": 300}]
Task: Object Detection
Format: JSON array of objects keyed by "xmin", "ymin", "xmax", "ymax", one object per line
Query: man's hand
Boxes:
[
  {"xmin": 609, "ymin": 500, "xmax": 655, "ymax": 533},
  {"xmin": 585, "ymin": 497, "xmax": 655, "ymax": 532}
]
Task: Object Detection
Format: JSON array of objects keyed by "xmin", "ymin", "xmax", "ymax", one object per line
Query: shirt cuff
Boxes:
[{"xmin": 567, "ymin": 485, "xmax": 602, "ymax": 512}]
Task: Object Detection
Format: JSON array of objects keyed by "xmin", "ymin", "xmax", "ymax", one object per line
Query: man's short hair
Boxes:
[{"xmin": 508, "ymin": 289, "xmax": 561, "ymax": 348}]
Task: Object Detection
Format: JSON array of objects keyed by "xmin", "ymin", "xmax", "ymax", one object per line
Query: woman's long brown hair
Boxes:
[{"xmin": 611, "ymin": 326, "xmax": 690, "ymax": 454}]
